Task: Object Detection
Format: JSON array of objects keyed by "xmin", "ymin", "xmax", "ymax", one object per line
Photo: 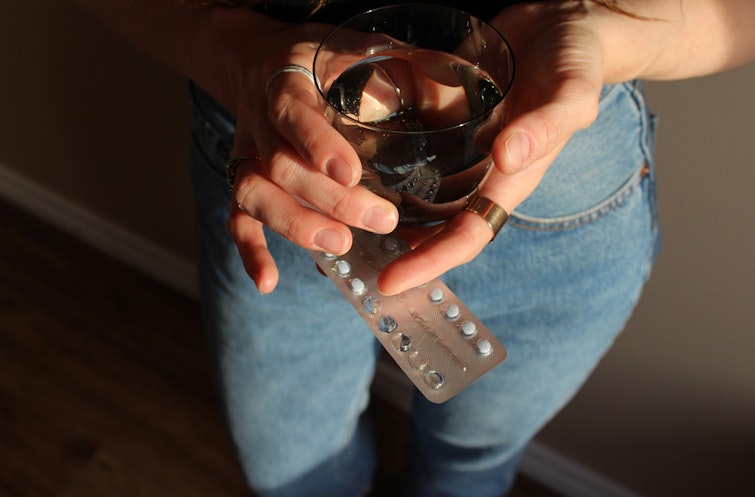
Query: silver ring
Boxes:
[
  {"xmin": 226, "ymin": 156, "xmax": 262, "ymax": 194},
  {"xmin": 464, "ymin": 193, "xmax": 509, "ymax": 241},
  {"xmin": 265, "ymin": 64, "xmax": 315, "ymax": 95}
]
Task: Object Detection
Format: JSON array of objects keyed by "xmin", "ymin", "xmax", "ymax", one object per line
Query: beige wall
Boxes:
[
  {"xmin": 538, "ymin": 67, "xmax": 755, "ymax": 496},
  {"xmin": 0, "ymin": 0, "xmax": 194, "ymax": 261},
  {"xmin": 2, "ymin": 2, "xmax": 753, "ymax": 496},
  {"xmin": 539, "ymin": 65, "xmax": 755, "ymax": 497}
]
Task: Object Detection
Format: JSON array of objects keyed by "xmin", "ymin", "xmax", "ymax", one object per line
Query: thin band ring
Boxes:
[
  {"xmin": 226, "ymin": 155, "xmax": 262, "ymax": 194},
  {"xmin": 464, "ymin": 192, "xmax": 509, "ymax": 241},
  {"xmin": 265, "ymin": 64, "xmax": 315, "ymax": 95}
]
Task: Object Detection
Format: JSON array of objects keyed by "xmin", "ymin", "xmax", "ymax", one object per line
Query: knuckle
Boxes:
[
  {"xmin": 326, "ymin": 192, "xmax": 355, "ymax": 221},
  {"xmin": 266, "ymin": 153, "xmax": 301, "ymax": 186},
  {"xmin": 233, "ymin": 176, "xmax": 260, "ymax": 215},
  {"xmin": 300, "ymin": 134, "xmax": 326, "ymax": 164},
  {"xmin": 563, "ymin": 87, "xmax": 600, "ymax": 128},
  {"xmin": 537, "ymin": 108, "xmax": 564, "ymax": 149},
  {"xmin": 276, "ymin": 210, "xmax": 307, "ymax": 242},
  {"xmin": 555, "ymin": 80, "xmax": 601, "ymax": 129},
  {"xmin": 267, "ymin": 90, "xmax": 295, "ymax": 122}
]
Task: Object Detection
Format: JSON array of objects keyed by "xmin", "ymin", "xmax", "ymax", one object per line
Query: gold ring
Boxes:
[
  {"xmin": 464, "ymin": 193, "xmax": 509, "ymax": 241},
  {"xmin": 265, "ymin": 64, "xmax": 315, "ymax": 95},
  {"xmin": 226, "ymin": 156, "xmax": 262, "ymax": 194}
]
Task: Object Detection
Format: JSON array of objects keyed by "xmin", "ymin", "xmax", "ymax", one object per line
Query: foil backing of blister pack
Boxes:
[{"xmin": 309, "ymin": 228, "xmax": 506, "ymax": 403}]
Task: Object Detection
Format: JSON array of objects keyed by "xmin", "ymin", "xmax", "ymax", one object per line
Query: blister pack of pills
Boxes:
[{"xmin": 309, "ymin": 228, "xmax": 506, "ymax": 403}]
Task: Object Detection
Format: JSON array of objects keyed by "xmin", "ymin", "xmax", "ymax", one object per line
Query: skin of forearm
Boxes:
[
  {"xmin": 74, "ymin": 0, "xmax": 287, "ymax": 110},
  {"xmin": 599, "ymin": 0, "xmax": 755, "ymax": 82}
]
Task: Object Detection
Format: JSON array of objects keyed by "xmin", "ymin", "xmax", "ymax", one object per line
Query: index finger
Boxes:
[
  {"xmin": 376, "ymin": 212, "xmax": 491, "ymax": 296},
  {"xmin": 377, "ymin": 161, "xmax": 551, "ymax": 295},
  {"xmin": 266, "ymin": 63, "xmax": 365, "ymax": 188}
]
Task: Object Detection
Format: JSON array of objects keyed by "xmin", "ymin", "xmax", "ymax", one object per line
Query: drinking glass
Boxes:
[{"xmin": 313, "ymin": 4, "xmax": 514, "ymax": 225}]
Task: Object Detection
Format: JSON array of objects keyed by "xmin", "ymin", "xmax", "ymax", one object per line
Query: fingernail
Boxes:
[
  {"xmin": 326, "ymin": 157, "xmax": 355, "ymax": 186},
  {"xmin": 251, "ymin": 273, "xmax": 267, "ymax": 294},
  {"xmin": 314, "ymin": 228, "xmax": 347, "ymax": 254},
  {"xmin": 361, "ymin": 206, "xmax": 397, "ymax": 233},
  {"xmin": 504, "ymin": 132, "xmax": 531, "ymax": 172}
]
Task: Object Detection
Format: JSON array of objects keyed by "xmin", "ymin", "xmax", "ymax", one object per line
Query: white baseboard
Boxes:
[
  {"xmin": 373, "ymin": 355, "xmax": 641, "ymax": 497},
  {"xmin": 520, "ymin": 443, "xmax": 642, "ymax": 497},
  {"xmin": 0, "ymin": 163, "xmax": 199, "ymax": 300},
  {"xmin": 0, "ymin": 162, "xmax": 642, "ymax": 497}
]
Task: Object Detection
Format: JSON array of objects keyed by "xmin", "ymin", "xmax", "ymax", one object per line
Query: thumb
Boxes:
[{"xmin": 493, "ymin": 85, "xmax": 600, "ymax": 175}]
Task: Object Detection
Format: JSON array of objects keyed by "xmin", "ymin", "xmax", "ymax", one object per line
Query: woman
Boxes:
[{"xmin": 74, "ymin": 1, "xmax": 755, "ymax": 496}]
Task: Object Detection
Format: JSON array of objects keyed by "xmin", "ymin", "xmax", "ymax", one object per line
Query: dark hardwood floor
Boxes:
[{"xmin": 0, "ymin": 198, "xmax": 561, "ymax": 497}]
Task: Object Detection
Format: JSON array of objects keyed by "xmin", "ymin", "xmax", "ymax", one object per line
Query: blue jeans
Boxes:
[{"xmin": 188, "ymin": 80, "xmax": 660, "ymax": 497}]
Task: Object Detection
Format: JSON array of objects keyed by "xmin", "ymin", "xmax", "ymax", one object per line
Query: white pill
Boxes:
[
  {"xmin": 349, "ymin": 278, "xmax": 366, "ymax": 295},
  {"xmin": 335, "ymin": 260, "xmax": 351, "ymax": 276},
  {"xmin": 445, "ymin": 304, "xmax": 460, "ymax": 320},
  {"xmin": 429, "ymin": 288, "xmax": 444, "ymax": 303},
  {"xmin": 476, "ymin": 339, "xmax": 492, "ymax": 356},
  {"xmin": 460, "ymin": 320, "xmax": 477, "ymax": 337}
]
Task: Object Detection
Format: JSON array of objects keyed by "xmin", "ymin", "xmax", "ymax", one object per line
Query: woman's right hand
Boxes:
[
  {"xmin": 219, "ymin": 18, "xmax": 399, "ymax": 293},
  {"xmin": 72, "ymin": 1, "xmax": 399, "ymax": 292}
]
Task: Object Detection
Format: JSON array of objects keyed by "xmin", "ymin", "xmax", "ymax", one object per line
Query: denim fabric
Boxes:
[{"xmin": 188, "ymin": 80, "xmax": 660, "ymax": 497}]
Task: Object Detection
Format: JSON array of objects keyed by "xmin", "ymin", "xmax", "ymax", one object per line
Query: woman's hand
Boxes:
[
  {"xmin": 378, "ymin": 0, "xmax": 755, "ymax": 295},
  {"xmin": 224, "ymin": 22, "xmax": 400, "ymax": 293},
  {"xmin": 377, "ymin": 1, "xmax": 608, "ymax": 295},
  {"xmin": 74, "ymin": 0, "xmax": 754, "ymax": 295},
  {"xmin": 72, "ymin": 1, "xmax": 399, "ymax": 293},
  {"xmin": 228, "ymin": 2, "xmax": 620, "ymax": 295},
  {"xmin": 227, "ymin": 0, "xmax": 755, "ymax": 296}
]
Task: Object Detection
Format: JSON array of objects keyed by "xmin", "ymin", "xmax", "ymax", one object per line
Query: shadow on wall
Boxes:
[
  {"xmin": 1, "ymin": 2, "xmax": 754, "ymax": 497},
  {"xmin": 0, "ymin": 1, "xmax": 193, "ymax": 260}
]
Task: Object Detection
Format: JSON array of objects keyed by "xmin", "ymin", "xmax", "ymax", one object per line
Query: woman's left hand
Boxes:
[{"xmin": 377, "ymin": 1, "xmax": 608, "ymax": 295}]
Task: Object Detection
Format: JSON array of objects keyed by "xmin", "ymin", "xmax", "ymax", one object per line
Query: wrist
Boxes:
[
  {"xmin": 196, "ymin": 7, "xmax": 289, "ymax": 111},
  {"xmin": 590, "ymin": 1, "xmax": 665, "ymax": 83},
  {"xmin": 593, "ymin": 0, "xmax": 753, "ymax": 82}
]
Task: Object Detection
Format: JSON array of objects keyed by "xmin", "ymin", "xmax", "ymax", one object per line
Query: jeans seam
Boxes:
[
  {"xmin": 509, "ymin": 163, "xmax": 646, "ymax": 232},
  {"xmin": 509, "ymin": 80, "xmax": 655, "ymax": 233},
  {"xmin": 190, "ymin": 112, "xmax": 233, "ymax": 178}
]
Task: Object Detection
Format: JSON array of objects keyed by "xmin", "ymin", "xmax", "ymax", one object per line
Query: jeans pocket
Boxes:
[
  {"xmin": 510, "ymin": 81, "xmax": 657, "ymax": 232},
  {"xmin": 188, "ymin": 82, "xmax": 235, "ymax": 181}
]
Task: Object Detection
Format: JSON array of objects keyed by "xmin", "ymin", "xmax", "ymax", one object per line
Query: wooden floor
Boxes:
[{"xmin": 0, "ymin": 198, "xmax": 562, "ymax": 497}]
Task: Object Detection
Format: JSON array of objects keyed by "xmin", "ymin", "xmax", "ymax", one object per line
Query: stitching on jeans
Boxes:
[
  {"xmin": 509, "ymin": 81, "xmax": 653, "ymax": 233},
  {"xmin": 509, "ymin": 164, "xmax": 647, "ymax": 232}
]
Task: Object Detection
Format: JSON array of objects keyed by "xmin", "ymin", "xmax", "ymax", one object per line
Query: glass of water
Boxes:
[{"xmin": 313, "ymin": 4, "xmax": 514, "ymax": 225}]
